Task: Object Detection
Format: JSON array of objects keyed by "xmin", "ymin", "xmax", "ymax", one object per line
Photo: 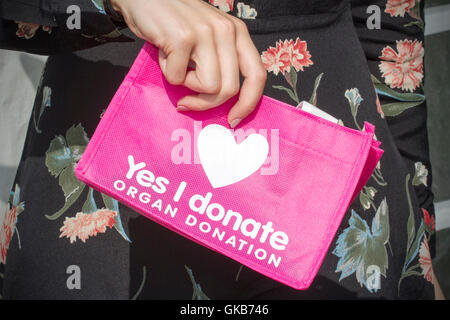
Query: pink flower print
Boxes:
[
  {"xmin": 385, "ymin": 0, "xmax": 416, "ymax": 17},
  {"xmin": 208, "ymin": 0, "xmax": 234, "ymax": 12},
  {"xmin": 15, "ymin": 22, "xmax": 40, "ymax": 39},
  {"xmin": 419, "ymin": 237, "xmax": 435, "ymax": 283},
  {"xmin": 261, "ymin": 37, "xmax": 313, "ymax": 76},
  {"xmin": 379, "ymin": 39, "xmax": 424, "ymax": 92},
  {"xmin": 59, "ymin": 209, "xmax": 117, "ymax": 243},
  {"xmin": 0, "ymin": 205, "xmax": 18, "ymax": 264},
  {"xmin": 376, "ymin": 95, "xmax": 385, "ymax": 118},
  {"xmin": 422, "ymin": 208, "xmax": 436, "ymax": 232}
]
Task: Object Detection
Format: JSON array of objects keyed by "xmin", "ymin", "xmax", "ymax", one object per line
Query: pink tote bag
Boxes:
[{"xmin": 75, "ymin": 42, "xmax": 383, "ymax": 290}]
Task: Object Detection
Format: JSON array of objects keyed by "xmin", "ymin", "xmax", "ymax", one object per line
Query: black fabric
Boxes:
[
  {"xmin": 0, "ymin": 0, "xmax": 438, "ymax": 299},
  {"xmin": 0, "ymin": 0, "xmax": 56, "ymax": 26}
]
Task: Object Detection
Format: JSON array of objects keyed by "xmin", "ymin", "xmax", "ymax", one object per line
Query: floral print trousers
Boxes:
[{"xmin": 0, "ymin": 0, "xmax": 440, "ymax": 299}]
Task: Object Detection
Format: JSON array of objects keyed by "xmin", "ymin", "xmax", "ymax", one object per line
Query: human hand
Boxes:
[{"xmin": 110, "ymin": 0, "xmax": 267, "ymax": 128}]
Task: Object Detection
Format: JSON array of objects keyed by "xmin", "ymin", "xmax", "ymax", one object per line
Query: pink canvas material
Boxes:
[{"xmin": 75, "ymin": 42, "xmax": 384, "ymax": 290}]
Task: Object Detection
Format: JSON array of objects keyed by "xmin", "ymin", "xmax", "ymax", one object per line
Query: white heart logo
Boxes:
[{"xmin": 198, "ymin": 124, "xmax": 269, "ymax": 188}]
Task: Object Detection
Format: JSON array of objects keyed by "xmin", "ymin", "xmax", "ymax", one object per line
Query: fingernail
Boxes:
[
  {"xmin": 177, "ymin": 105, "xmax": 190, "ymax": 112},
  {"xmin": 230, "ymin": 118, "xmax": 242, "ymax": 129}
]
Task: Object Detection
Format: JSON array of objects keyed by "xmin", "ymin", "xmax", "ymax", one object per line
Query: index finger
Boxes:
[{"xmin": 227, "ymin": 18, "xmax": 267, "ymax": 128}]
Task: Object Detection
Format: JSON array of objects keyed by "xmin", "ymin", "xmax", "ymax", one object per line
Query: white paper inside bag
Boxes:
[{"xmin": 297, "ymin": 101, "xmax": 339, "ymax": 124}]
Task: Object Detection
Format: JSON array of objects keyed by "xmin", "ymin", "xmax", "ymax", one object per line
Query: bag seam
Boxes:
[
  {"xmin": 300, "ymin": 128, "xmax": 372, "ymax": 287},
  {"xmin": 79, "ymin": 49, "xmax": 150, "ymax": 176}
]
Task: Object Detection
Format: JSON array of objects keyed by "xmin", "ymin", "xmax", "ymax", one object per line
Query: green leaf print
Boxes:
[
  {"xmin": 404, "ymin": 220, "xmax": 425, "ymax": 273},
  {"xmin": 333, "ymin": 198, "xmax": 389, "ymax": 293},
  {"xmin": 404, "ymin": 19, "xmax": 424, "ymax": 29},
  {"xmin": 402, "ymin": 173, "xmax": 426, "ymax": 272},
  {"xmin": 184, "ymin": 265, "xmax": 210, "ymax": 300},
  {"xmin": 10, "ymin": 184, "xmax": 25, "ymax": 215},
  {"xmin": 359, "ymin": 186, "xmax": 377, "ymax": 211},
  {"xmin": 45, "ymin": 123, "xmax": 132, "ymax": 244},
  {"xmin": 45, "ymin": 124, "xmax": 89, "ymax": 220},
  {"xmin": 372, "ymin": 198, "xmax": 390, "ymax": 244},
  {"xmin": 359, "ymin": 191, "xmax": 372, "ymax": 211},
  {"xmin": 308, "ymin": 72, "xmax": 324, "ymax": 106},
  {"xmin": 405, "ymin": 174, "xmax": 416, "ymax": 254},
  {"xmin": 404, "ymin": 1, "xmax": 424, "ymax": 29},
  {"xmin": 381, "ymin": 101, "xmax": 424, "ymax": 117},
  {"xmin": 345, "ymin": 88, "xmax": 364, "ymax": 130},
  {"xmin": 412, "ymin": 162, "xmax": 428, "ymax": 187},
  {"xmin": 33, "ymin": 86, "xmax": 51, "ymax": 134},
  {"xmin": 65, "ymin": 124, "xmax": 89, "ymax": 162},
  {"xmin": 371, "ymin": 75, "xmax": 425, "ymax": 103},
  {"xmin": 272, "ymin": 85, "xmax": 299, "ymax": 104},
  {"xmin": 131, "ymin": 265, "xmax": 147, "ymax": 300},
  {"xmin": 101, "ymin": 193, "xmax": 131, "ymax": 242},
  {"xmin": 398, "ymin": 171, "xmax": 431, "ymax": 294},
  {"xmin": 90, "ymin": 0, "xmax": 106, "ymax": 14},
  {"xmin": 284, "ymin": 67, "xmax": 298, "ymax": 91},
  {"xmin": 45, "ymin": 164, "xmax": 86, "ymax": 220},
  {"xmin": 45, "ymin": 135, "xmax": 72, "ymax": 177},
  {"xmin": 82, "ymin": 187, "xmax": 98, "ymax": 214},
  {"xmin": 345, "ymin": 89, "xmax": 387, "ymax": 187}
]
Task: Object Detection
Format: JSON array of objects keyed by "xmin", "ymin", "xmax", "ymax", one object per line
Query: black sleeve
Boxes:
[
  {"xmin": 0, "ymin": 0, "xmax": 133, "ymax": 55},
  {"xmin": 350, "ymin": 0, "xmax": 436, "ymax": 256}
]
